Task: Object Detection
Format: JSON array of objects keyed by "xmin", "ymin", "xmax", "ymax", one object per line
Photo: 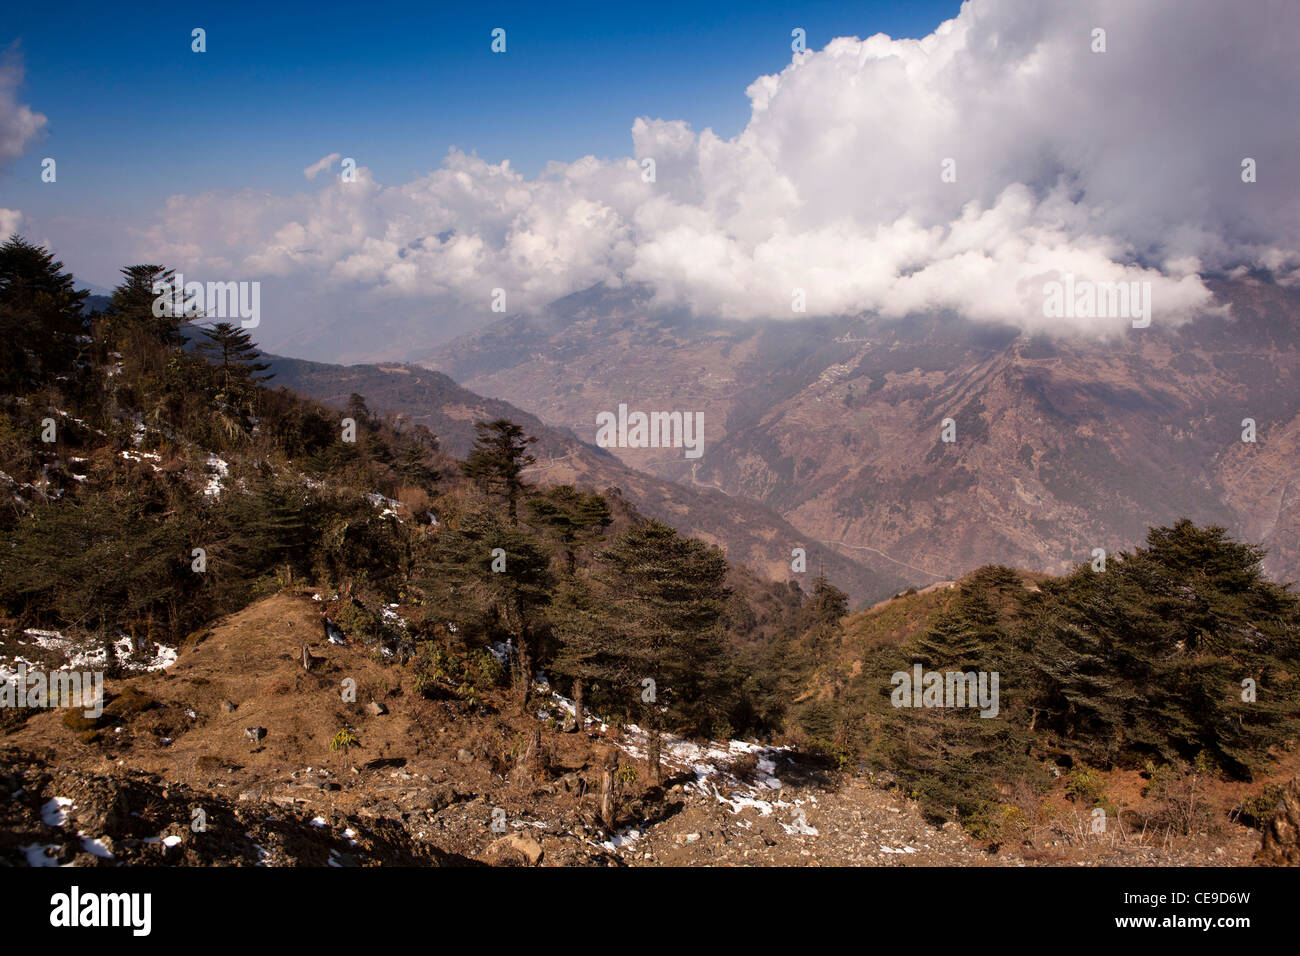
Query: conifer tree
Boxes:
[
  {"xmin": 196, "ymin": 321, "xmax": 273, "ymax": 403},
  {"xmin": 346, "ymin": 393, "xmax": 373, "ymax": 427},
  {"xmin": 107, "ymin": 264, "xmax": 187, "ymax": 345},
  {"xmin": 417, "ymin": 506, "xmax": 552, "ymax": 707},
  {"xmin": 912, "ymin": 587, "xmax": 1002, "ymax": 672},
  {"xmin": 548, "ymin": 572, "xmax": 606, "ymax": 732},
  {"xmin": 460, "ymin": 419, "xmax": 536, "ymax": 523},
  {"xmin": 553, "ymin": 519, "xmax": 731, "ymax": 783},
  {"xmin": 395, "ymin": 439, "xmax": 442, "ymax": 495},
  {"xmin": 0, "ymin": 236, "xmax": 89, "ymax": 391},
  {"xmin": 1021, "ymin": 520, "xmax": 1300, "ymax": 775},
  {"xmin": 803, "ymin": 573, "xmax": 849, "ymax": 657},
  {"xmin": 526, "ymin": 485, "xmax": 612, "ymax": 572}
]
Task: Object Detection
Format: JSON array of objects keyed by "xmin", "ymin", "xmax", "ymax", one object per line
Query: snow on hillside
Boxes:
[
  {"xmin": 539, "ymin": 683, "xmax": 817, "ymax": 839},
  {"xmin": 203, "ymin": 454, "xmax": 229, "ymax": 497},
  {"xmin": 0, "ymin": 627, "xmax": 179, "ymax": 691},
  {"xmin": 365, "ymin": 491, "xmax": 402, "ymax": 520}
]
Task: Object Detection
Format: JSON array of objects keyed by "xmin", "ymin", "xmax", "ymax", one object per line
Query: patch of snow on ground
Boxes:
[
  {"xmin": 22, "ymin": 844, "xmax": 62, "ymax": 866},
  {"xmin": 126, "ymin": 641, "xmax": 178, "ymax": 672},
  {"xmin": 620, "ymin": 721, "xmax": 791, "ymax": 795},
  {"xmin": 541, "ymin": 689, "xmax": 802, "ymax": 829},
  {"xmin": 365, "ymin": 492, "xmax": 402, "ymax": 520},
  {"xmin": 203, "ymin": 454, "xmax": 228, "ymax": 498},
  {"xmin": 62, "ymin": 645, "xmax": 108, "ymax": 670},
  {"xmin": 779, "ymin": 805, "xmax": 820, "ymax": 836},
  {"xmin": 120, "ymin": 450, "xmax": 162, "ymax": 471},
  {"xmin": 41, "ymin": 796, "xmax": 72, "ymax": 826},
  {"xmin": 24, "ymin": 628, "xmax": 67, "ymax": 648},
  {"xmin": 600, "ymin": 827, "xmax": 642, "ymax": 851},
  {"xmin": 80, "ymin": 835, "xmax": 114, "ymax": 859},
  {"xmin": 545, "ymin": 691, "xmax": 608, "ymax": 733},
  {"xmin": 142, "ymin": 834, "xmax": 183, "ymax": 848},
  {"xmin": 5, "ymin": 630, "xmax": 178, "ymax": 678}
]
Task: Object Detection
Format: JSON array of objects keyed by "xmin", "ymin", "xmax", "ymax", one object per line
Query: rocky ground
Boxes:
[
  {"xmin": 0, "ymin": 748, "xmax": 455, "ymax": 867},
  {"xmin": 0, "ymin": 590, "xmax": 1286, "ymax": 867},
  {"xmin": 624, "ymin": 773, "xmax": 1260, "ymax": 867}
]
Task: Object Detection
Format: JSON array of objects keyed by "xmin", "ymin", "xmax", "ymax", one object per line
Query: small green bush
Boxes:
[
  {"xmin": 1064, "ymin": 764, "xmax": 1107, "ymax": 806},
  {"xmin": 1238, "ymin": 783, "xmax": 1285, "ymax": 828},
  {"xmin": 330, "ymin": 727, "xmax": 360, "ymax": 752}
]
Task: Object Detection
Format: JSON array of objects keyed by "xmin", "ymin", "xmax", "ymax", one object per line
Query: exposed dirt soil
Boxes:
[{"xmin": 0, "ymin": 591, "xmax": 1280, "ymax": 867}]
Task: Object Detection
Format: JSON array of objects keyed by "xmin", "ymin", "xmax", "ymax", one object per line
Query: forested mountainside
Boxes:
[
  {"xmin": 2, "ymin": 236, "xmax": 1298, "ymax": 867},
  {"xmin": 264, "ymin": 353, "xmax": 904, "ymax": 605}
]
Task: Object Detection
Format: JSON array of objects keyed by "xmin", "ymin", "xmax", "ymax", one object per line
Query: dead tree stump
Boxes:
[{"xmin": 599, "ymin": 747, "xmax": 619, "ymax": 831}]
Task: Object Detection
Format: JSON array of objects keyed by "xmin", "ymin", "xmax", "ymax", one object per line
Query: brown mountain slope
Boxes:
[
  {"xmin": 264, "ymin": 354, "xmax": 906, "ymax": 604},
  {"xmin": 3, "ymin": 589, "xmax": 1270, "ymax": 869},
  {"xmin": 416, "ymin": 278, "xmax": 1300, "ymax": 585}
]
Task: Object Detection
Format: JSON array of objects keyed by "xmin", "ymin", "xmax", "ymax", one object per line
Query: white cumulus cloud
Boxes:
[
  {"xmin": 0, "ymin": 208, "xmax": 23, "ymax": 237},
  {"xmin": 133, "ymin": 0, "xmax": 1300, "ymax": 355},
  {"xmin": 0, "ymin": 52, "xmax": 46, "ymax": 162}
]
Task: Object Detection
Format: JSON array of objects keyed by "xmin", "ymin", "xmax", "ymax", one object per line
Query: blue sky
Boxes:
[{"xmin": 3, "ymin": 0, "xmax": 960, "ymax": 229}]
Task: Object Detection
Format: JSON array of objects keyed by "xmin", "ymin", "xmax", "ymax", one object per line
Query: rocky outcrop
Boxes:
[
  {"xmin": 1256, "ymin": 775, "xmax": 1300, "ymax": 866},
  {"xmin": 481, "ymin": 831, "xmax": 544, "ymax": 866}
]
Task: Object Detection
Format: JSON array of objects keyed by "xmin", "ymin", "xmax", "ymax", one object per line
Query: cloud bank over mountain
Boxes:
[
  {"xmin": 131, "ymin": 0, "xmax": 1298, "ymax": 352},
  {"xmin": 0, "ymin": 52, "xmax": 46, "ymax": 237}
]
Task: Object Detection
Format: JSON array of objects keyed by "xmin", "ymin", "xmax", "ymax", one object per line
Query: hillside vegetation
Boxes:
[
  {"xmin": 795, "ymin": 541, "xmax": 1300, "ymax": 841},
  {"xmin": 3, "ymin": 236, "xmax": 1298, "ymax": 862},
  {"xmin": 0, "ymin": 237, "xmax": 813, "ymax": 758}
]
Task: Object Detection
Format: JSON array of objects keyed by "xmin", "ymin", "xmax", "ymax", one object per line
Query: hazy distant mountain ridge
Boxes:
[
  {"xmin": 415, "ymin": 278, "xmax": 1300, "ymax": 586},
  {"xmin": 265, "ymin": 353, "xmax": 906, "ymax": 603}
]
